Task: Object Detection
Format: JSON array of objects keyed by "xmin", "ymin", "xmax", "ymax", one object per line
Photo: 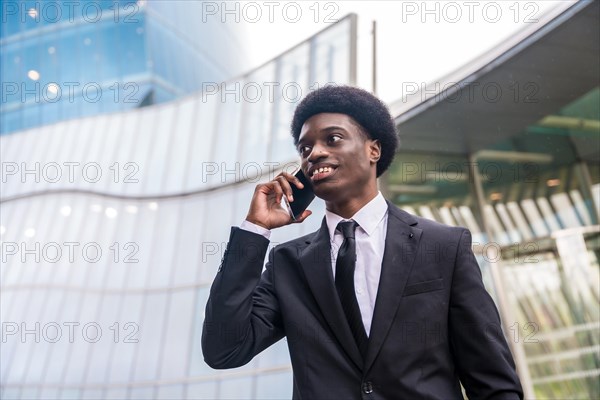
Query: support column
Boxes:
[{"xmin": 468, "ymin": 155, "xmax": 535, "ymax": 399}]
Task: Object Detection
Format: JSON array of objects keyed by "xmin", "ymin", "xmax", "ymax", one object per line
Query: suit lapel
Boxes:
[
  {"xmin": 364, "ymin": 202, "xmax": 422, "ymax": 373},
  {"xmin": 299, "ymin": 218, "xmax": 364, "ymax": 371}
]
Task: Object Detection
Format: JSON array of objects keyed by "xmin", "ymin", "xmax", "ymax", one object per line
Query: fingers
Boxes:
[
  {"xmin": 275, "ymin": 171, "xmax": 304, "ymax": 202},
  {"xmin": 256, "ymin": 172, "xmax": 301, "ymax": 205},
  {"xmin": 279, "ymin": 171, "xmax": 304, "ymax": 188},
  {"xmin": 248, "ymin": 174, "xmax": 311, "ymax": 230},
  {"xmin": 267, "ymin": 180, "xmax": 285, "ymax": 204}
]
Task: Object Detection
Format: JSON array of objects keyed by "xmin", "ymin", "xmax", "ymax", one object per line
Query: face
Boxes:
[{"xmin": 296, "ymin": 113, "xmax": 381, "ymax": 204}]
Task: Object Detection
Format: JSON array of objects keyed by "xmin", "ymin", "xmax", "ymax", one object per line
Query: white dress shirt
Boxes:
[
  {"xmin": 240, "ymin": 191, "xmax": 389, "ymax": 336},
  {"xmin": 324, "ymin": 192, "xmax": 388, "ymax": 336}
]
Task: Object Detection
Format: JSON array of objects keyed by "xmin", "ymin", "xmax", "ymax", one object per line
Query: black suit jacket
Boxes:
[{"xmin": 202, "ymin": 201, "xmax": 523, "ymax": 399}]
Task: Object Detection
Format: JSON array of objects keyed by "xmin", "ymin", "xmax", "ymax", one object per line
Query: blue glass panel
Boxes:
[
  {"xmin": 22, "ymin": 0, "xmax": 42, "ymax": 32},
  {"xmin": 1, "ymin": 0, "xmax": 22, "ymax": 37},
  {"xmin": 119, "ymin": 12, "xmax": 146, "ymax": 79},
  {"xmin": 1, "ymin": 41, "xmax": 22, "ymax": 107},
  {"xmin": 39, "ymin": 30, "xmax": 61, "ymax": 85},
  {"xmin": 78, "ymin": 88, "xmax": 101, "ymax": 118},
  {"xmin": 57, "ymin": 25, "xmax": 81, "ymax": 87},
  {"xmin": 20, "ymin": 35, "xmax": 42, "ymax": 85},
  {"xmin": 20, "ymin": 98, "xmax": 40, "ymax": 130},
  {"xmin": 146, "ymin": 18, "xmax": 172, "ymax": 88},
  {"xmin": 78, "ymin": 21, "xmax": 98, "ymax": 84},
  {"xmin": 0, "ymin": 110, "xmax": 21, "ymax": 135},
  {"xmin": 38, "ymin": 1, "xmax": 62, "ymax": 28},
  {"xmin": 60, "ymin": 90, "xmax": 81, "ymax": 120},
  {"xmin": 96, "ymin": 19, "xmax": 120, "ymax": 82},
  {"xmin": 40, "ymin": 97, "xmax": 61, "ymax": 126}
]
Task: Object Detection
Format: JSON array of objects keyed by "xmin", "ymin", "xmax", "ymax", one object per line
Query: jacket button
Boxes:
[{"xmin": 362, "ymin": 381, "xmax": 373, "ymax": 394}]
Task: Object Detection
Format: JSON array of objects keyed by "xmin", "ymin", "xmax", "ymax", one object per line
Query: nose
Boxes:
[{"xmin": 307, "ymin": 143, "xmax": 328, "ymax": 163}]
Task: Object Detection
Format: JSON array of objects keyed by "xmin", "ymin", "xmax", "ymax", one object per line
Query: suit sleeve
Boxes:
[
  {"xmin": 448, "ymin": 228, "xmax": 524, "ymax": 399},
  {"xmin": 201, "ymin": 227, "xmax": 285, "ymax": 369}
]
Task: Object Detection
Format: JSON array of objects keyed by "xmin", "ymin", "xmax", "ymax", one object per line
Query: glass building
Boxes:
[
  {"xmin": 1, "ymin": 1, "xmax": 599, "ymax": 399},
  {"xmin": 1, "ymin": 0, "xmax": 249, "ymax": 134},
  {"xmin": 0, "ymin": 14, "xmax": 357, "ymax": 399},
  {"xmin": 386, "ymin": 1, "xmax": 599, "ymax": 397}
]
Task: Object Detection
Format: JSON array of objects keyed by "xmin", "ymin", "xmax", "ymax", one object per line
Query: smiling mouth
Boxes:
[{"xmin": 310, "ymin": 166, "xmax": 337, "ymax": 182}]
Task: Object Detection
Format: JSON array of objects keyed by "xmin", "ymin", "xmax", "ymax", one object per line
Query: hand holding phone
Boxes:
[
  {"xmin": 246, "ymin": 170, "xmax": 314, "ymax": 230},
  {"xmin": 283, "ymin": 169, "xmax": 315, "ymax": 221}
]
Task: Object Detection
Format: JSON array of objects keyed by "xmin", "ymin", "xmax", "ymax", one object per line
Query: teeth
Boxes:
[{"xmin": 313, "ymin": 167, "xmax": 331, "ymax": 177}]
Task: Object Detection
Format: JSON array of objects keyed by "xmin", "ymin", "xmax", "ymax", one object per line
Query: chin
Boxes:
[{"xmin": 313, "ymin": 181, "xmax": 344, "ymax": 202}]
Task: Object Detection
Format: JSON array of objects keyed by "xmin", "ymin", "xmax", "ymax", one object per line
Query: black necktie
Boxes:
[{"xmin": 335, "ymin": 220, "xmax": 368, "ymax": 359}]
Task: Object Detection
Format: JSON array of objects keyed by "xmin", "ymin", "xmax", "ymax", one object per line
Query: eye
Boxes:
[
  {"xmin": 298, "ymin": 145, "xmax": 311, "ymax": 155},
  {"xmin": 328, "ymin": 134, "xmax": 342, "ymax": 144}
]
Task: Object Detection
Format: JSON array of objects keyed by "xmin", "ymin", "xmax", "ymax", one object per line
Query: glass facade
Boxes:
[
  {"xmin": 0, "ymin": 15, "xmax": 357, "ymax": 399},
  {"xmin": 388, "ymin": 88, "xmax": 600, "ymax": 398},
  {"xmin": 386, "ymin": 5, "xmax": 599, "ymax": 390},
  {"xmin": 485, "ymin": 92, "xmax": 599, "ymax": 398},
  {"xmin": 1, "ymin": 0, "xmax": 249, "ymax": 135}
]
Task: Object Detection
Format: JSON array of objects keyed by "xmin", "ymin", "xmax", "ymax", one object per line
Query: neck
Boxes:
[{"xmin": 326, "ymin": 185, "xmax": 379, "ymax": 219}]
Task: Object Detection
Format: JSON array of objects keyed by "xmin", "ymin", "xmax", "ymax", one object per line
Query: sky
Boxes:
[{"xmin": 233, "ymin": 0, "xmax": 572, "ymax": 102}]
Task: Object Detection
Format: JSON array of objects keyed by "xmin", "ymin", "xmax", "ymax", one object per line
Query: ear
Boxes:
[{"xmin": 368, "ymin": 139, "xmax": 381, "ymax": 164}]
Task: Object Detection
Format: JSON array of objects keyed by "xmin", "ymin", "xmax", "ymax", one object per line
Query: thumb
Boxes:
[{"xmin": 294, "ymin": 210, "xmax": 312, "ymax": 223}]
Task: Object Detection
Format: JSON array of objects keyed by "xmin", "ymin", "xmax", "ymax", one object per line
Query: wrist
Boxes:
[{"xmin": 245, "ymin": 216, "xmax": 270, "ymax": 230}]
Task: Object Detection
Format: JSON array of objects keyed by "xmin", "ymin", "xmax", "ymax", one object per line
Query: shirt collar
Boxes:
[{"xmin": 325, "ymin": 191, "xmax": 388, "ymax": 241}]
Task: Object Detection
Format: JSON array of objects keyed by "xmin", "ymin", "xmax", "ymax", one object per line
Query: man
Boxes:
[{"xmin": 202, "ymin": 85, "xmax": 523, "ymax": 399}]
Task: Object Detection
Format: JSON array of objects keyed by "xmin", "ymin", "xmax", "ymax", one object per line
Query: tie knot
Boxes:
[{"xmin": 337, "ymin": 220, "xmax": 358, "ymax": 239}]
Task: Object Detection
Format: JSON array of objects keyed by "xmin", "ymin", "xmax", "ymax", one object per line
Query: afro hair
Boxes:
[{"xmin": 291, "ymin": 85, "xmax": 398, "ymax": 177}]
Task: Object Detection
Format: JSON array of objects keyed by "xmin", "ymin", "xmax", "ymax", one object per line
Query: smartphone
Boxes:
[{"xmin": 284, "ymin": 169, "xmax": 315, "ymax": 221}]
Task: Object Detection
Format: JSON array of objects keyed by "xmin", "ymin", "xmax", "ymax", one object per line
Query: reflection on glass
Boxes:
[
  {"xmin": 479, "ymin": 88, "xmax": 600, "ymax": 397},
  {"xmin": 0, "ymin": 0, "xmax": 249, "ymax": 135},
  {"xmin": 0, "ymin": 13, "xmax": 358, "ymax": 400}
]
